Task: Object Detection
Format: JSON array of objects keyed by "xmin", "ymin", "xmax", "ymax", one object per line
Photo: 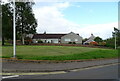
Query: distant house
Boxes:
[
  {"xmin": 30, "ymin": 32, "xmax": 82, "ymax": 44},
  {"xmin": 83, "ymin": 34, "xmax": 95, "ymax": 45},
  {"xmin": 61, "ymin": 32, "xmax": 82, "ymax": 44}
]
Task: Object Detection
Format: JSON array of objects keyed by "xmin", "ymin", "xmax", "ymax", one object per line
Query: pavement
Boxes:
[
  {"xmin": 2, "ymin": 58, "xmax": 118, "ymax": 73},
  {"xmin": 7, "ymin": 64, "xmax": 118, "ymax": 79}
]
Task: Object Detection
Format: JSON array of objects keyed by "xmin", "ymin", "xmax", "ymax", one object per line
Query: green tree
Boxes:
[
  {"xmin": 94, "ymin": 36, "xmax": 103, "ymax": 43},
  {"xmin": 104, "ymin": 37, "xmax": 115, "ymax": 48},
  {"xmin": 82, "ymin": 38, "xmax": 88, "ymax": 44},
  {"xmin": 2, "ymin": 3, "xmax": 13, "ymax": 45},
  {"xmin": 105, "ymin": 27, "xmax": 120, "ymax": 48},
  {"xmin": 112, "ymin": 27, "xmax": 120, "ymax": 48},
  {"xmin": 15, "ymin": 2, "xmax": 37, "ymax": 44}
]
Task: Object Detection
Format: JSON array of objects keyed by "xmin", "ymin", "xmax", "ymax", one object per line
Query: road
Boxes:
[{"xmin": 2, "ymin": 63, "xmax": 119, "ymax": 80}]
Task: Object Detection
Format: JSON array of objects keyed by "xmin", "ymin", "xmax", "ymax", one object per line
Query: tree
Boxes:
[
  {"xmin": 1, "ymin": 2, "xmax": 37, "ymax": 45},
  {"xmin": 104, "ymin": 37, "xmax": 115, "ymax": 48},
  {"xmin": 112, "ymin": 27, "xmax": 120, "ymax": 38},
  {"xmin": 15, "ymin": 2, "xmax": 37, "ymax": 44},
  {"xmin": 105, "ymin": 27, "xmax": 120, "ymax": 48},
  {"xmin": 112, "ymin": 27, "xmax": 120, "ymax": 49},
  {"xmin": 82, "ymin": 38, "xmax": 88, "ymax": 44},
  {"xmin": 94, "ymin": 36, "xmax": 103, "ymax": 43},
  {"xmin": 2, "ymin": 3, "xmax": 13, "ymax": 45}
]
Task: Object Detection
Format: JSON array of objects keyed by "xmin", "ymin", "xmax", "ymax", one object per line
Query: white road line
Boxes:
[
  {"xmin": 2, "ymin": 75, "xmax": 19, "ymax": 79},
  {"xmin": 2, "ymin": 71, "xmax": 67, "ymax": 76}
]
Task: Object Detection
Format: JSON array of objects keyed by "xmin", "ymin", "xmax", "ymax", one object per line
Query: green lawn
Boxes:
[{"xmin": 1, "ymin": 45, "xmax": 118, "ymax": 60}]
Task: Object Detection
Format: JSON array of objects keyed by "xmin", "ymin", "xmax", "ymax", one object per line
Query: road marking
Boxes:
[
  {"xmin": 2, "ymin": 75, "xmax": 19, "ymax": 79},
  {"xmin": 2, "ymin": 71, "xmax": 67, "ymax": 76},
  {"xmin": 70, "ymin": 63, "xmax": 119, "ymax": 72}
]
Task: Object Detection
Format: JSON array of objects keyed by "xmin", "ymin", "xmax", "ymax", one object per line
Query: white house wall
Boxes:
[
  {"xmin": 33, "ymin": 39, "xmax": 37, "ymax": 43},
  {"xmin": 33, "ymin": 39, "xmax": 59, "ymax": 43},
  {"xmin": 42, "ymin": 39, "xmax": 59, "ymax": 43},
  {"xmin": 26, "ymin": 34, "xmax": 34, "ymax": 38}
]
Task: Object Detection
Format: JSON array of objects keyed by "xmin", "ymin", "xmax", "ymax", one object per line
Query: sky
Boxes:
[
  {"xmin": 2, "ymin": 0, "xmax": 118, "ymax": 39},
  {"xmin": 33, "ymin": 2, "xmax": 118, "ymax": 40}
]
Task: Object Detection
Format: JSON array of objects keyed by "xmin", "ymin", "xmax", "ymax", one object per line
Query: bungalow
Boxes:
[
  {"xmin": 83, "ymin": 34, "xmax": 95, "ymax": 45},
  {"xmin": 31, "ymin": 32, "xmax": 82, "ymax": 44}
]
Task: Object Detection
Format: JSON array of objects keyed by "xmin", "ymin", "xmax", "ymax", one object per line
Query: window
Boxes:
[
  {"xmin": 65, "ymin": 39, "xmax": 71, "ymax": 41},
  {"xmin": 75, "ymin": 39, "xmax": 78, "ymax": 41}
]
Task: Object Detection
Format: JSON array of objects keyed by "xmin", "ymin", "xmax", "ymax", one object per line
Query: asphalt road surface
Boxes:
[{"xmin": 3, "ymin": 63, "xmax": 119, "ymax": 80}]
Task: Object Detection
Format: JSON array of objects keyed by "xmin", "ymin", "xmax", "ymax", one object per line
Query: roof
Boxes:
[
  {"xmin": 83, "ymin": 34, "xmax": 95, "ymax": 44},
  {"xmin": 32, "ymin": 34, "xmax": 67, "ymax": 39}
]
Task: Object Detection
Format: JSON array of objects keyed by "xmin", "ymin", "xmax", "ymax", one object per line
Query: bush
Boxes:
[
  {"xmin": 73, "ymin": 42, "xmax": 76, "ymax": 44},
  {"xmin": 38, "ymin": 40, "xmax": 43, "ymax": 43},
  {"xmin": 25, "ymin": 41, "xmax": 29, "ymax": 45},
  {"xmin": 98, "ymin": 42, "xmax": 106, "ymax": 46},
  {"xmin": 68, "ymin": 42, "xmax": 76, "ymax": 44},
  {"xmin": 104, "ymin": 37, "xmax": 116, "ymax": 48},
  {"xmin": 90, "ymin": 41, "xmax": 98, "ymax": 46},
  {"xmin": 68, "ymin": 42, "xmax": 72, "ymax": 44},
  {"xmin": 105, "ymin": 43, "xmax": 115, "ymax": 48},
  {"xmin": 24, "ymin": 37, "xmax": 32, "ymax": 45}
]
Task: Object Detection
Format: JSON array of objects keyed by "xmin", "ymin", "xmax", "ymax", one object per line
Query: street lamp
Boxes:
[{"xmin": 13, "ymin": 0, "xmax": 16, "ymax": 58}]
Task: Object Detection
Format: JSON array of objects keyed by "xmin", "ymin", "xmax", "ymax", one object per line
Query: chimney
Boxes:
[
  {"xmin": 91, "ymin": 33, "xmax": 93, "ymax": 36},
  {"xmin": 44, "ymin": 31, "xmax": 46, "ymax": 34}
]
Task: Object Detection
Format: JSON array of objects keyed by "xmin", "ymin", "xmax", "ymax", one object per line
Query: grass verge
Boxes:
[{"xmin": 1, "ymin": 46, "xmax": 118, "ymax": 60}]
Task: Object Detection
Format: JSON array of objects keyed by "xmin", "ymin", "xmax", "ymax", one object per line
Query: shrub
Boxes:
[
  {"xmin": 38, "ymin": 40, "xmax": 43, "ymax": 43},
  {"xmin": 98, "ymin": 42, "xmax": 106, "ymax": 46},
  {"xmin": 47, "ymin": 41, "xmax": 50, "ymax": 43},
  {"xmin": 105, "ymin": 43, "xmax": 115, "ymax": 48},
  {"xmin": 24, "ymin": 37, "xmax": 32, "ymax": 45},
  {"xmin": 68, "ymin": 42, "xmax": 72, "ymax": 44},
  {"xmin": 90, "ymin": 41, "xmax": 98, "ymax": 46},
  {"xmin": 73, "ymin": 42, "xmax": 76, "ymax": 44},
  {"xmin": 68, "ymin": 42, "xmax": 76, "ymax": 44},
  {"xmin": 25, "ymin": 41, "xmax": 29, "ymax": 45},
  {"xmin": 104, "ymin": 37, "xmax": 116, "ymax": 48}
]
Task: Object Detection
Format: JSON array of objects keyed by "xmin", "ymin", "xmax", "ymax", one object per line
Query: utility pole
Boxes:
[
  {"xmin": 115, "ymin": 31, "xmax": 117, "ymax": 50},
  {"xmin": 13, "ymin": 0, "xmax": 16, "ymax": 58},
  {"xmin": 114, "ymin": 27, "xmax": 117, "ymax": 50}
]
